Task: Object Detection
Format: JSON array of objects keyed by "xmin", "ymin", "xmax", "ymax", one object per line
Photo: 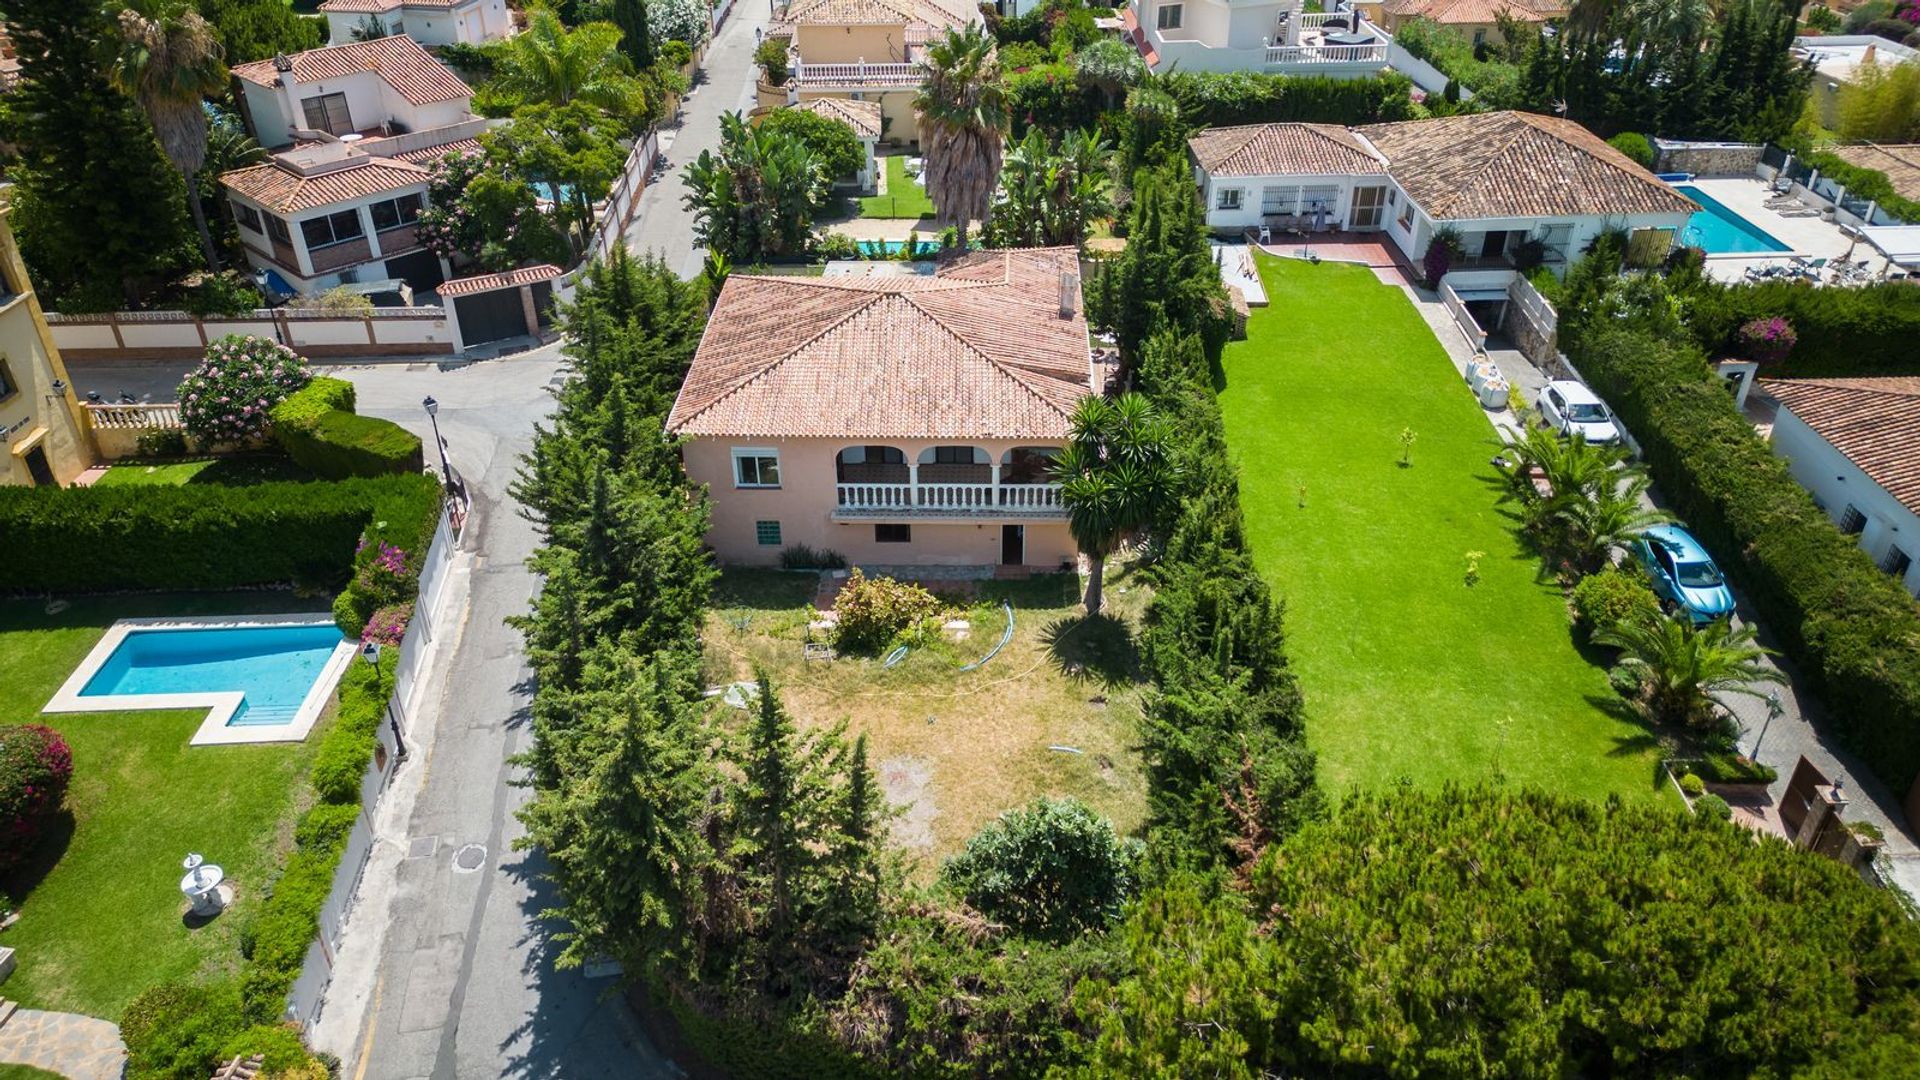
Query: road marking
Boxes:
[{"xmin": 351, "ymin": 972, "xmax": 386, "ymax": 1080}]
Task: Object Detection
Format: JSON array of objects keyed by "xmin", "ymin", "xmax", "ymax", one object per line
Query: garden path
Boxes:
[{"xmin": 0, "ymin": 1007, "xmax": 126, "ymax": 1080}]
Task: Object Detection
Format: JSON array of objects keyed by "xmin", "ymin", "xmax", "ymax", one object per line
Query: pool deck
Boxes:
[
  {"xmin": 41, "ymin": 613, "xmax": 356, "ymax": 746},
  {"xmin": 1682, "ymin": 177, "xmax": 1898, "ymax": 283}
]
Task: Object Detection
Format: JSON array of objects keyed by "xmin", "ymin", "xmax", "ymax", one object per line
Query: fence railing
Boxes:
[
  {"xmin": 85, "ymin": 402, "xmax": 182, "ymax": 429},
  {"xmin": 1265, "ymin": 42, "xmax": 1389, "ymax": 65},
  {"xmin": 792, "ymin": 60, "xmax": 920, "ymax": 86},
  {"xmin": 836, "ymin": 482, "xmax": 1065, "ymax": 513},
  {"xmin": 579, "ymin": 131, "xmax": 658, "ymax": 268}
]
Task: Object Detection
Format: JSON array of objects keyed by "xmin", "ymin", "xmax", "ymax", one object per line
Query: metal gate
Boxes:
[{"xmin": 452, "ymin": 289, "xmax": 526, "ymax": 347}]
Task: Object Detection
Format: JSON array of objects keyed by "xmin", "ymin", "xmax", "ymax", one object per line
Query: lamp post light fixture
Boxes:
[
  {"xmin": 1750, "ymin": 689, "xmax": 1784, "ymax": 760},
  {"xmin": 422, "ymin": 395, "xmax": 451, "ymax": 488}
]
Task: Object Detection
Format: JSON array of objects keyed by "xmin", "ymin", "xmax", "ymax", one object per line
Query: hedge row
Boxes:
[
  {"xmin": 1800, "ymin": 149, "xmax": 1920, "ymax": 226},
  {"xmin": 0, "ymin": 474, "xmax": 439, "ymax": 594},
  {"xmin": 1566, "ymin": 321, "xmax": 1920, "ymax": 790},
  {"xmin": 271, "ymin": 377, "xmax": 424, "ymax": 479},
  {"xmin": 1160, "ymin": 71, "xmax": 1416, "ymax": 129},
  {"xmin": 1689, "ymin": 279, "xmax": 1920, "ymax": 376}
]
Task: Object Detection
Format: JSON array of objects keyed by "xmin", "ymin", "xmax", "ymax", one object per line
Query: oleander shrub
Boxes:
[
  {"xmin": 121, "ymin": 980, "xmax": 247, "ymax": 1080},
  {"xmin": 0, "ymin": 723, "xmax": 73, "ymax": 872},
  {"xmin": 830, "ymin": 569, "xmax": 942, "ymax": 652},
  {"xmin": 333, "ymin": 540, "xmax": 421, "ymax": 638},
  {"xmin": 177, "ymin": 335, "xmax": 310, "ymax": 445},
  {"xmin": 1571, "ymin": 565, "xmax": 1663, "ymax": 639},
  {"xmin": 941, "ymin": 797, "xmax": 1142, "ymax": 942},
  {"xmin": 362, "ymin": 601, "xmax": 413, "ymax": 645}
]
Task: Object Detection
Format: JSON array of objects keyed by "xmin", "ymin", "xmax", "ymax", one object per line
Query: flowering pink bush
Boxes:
[
  {"xmin": 176, "ymin": 335, "xmax": 310, "ymax": 445},
  {"xmin": 1, "ymin": 724, "xmax": 74, "ymax": 871},
  {"xmin": 362, "ymin": 601, "xmax": 414, "ymax": 646},
  {"xmin": 1736, "ymin": 316, "xmax": 1797, "ymax": 364}
]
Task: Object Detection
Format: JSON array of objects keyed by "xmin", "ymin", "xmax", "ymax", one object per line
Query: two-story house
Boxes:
[
  {"xmin": 1373, "ymin": 0, "xmax": 1567, "ymax": 47},
  {"xmin": 317, "ymin": 0, "xmax": 515, "ymax": 47},
  {"xmin": 666, "ymin": 248, "xmax": 1094, "ymax": 570},
  {"xmin": 760, "ymin": 0, "xmax": 982, "ymax": 148},
  {"xmin": 222, "ymin": 36, "xmax": 485, "ymax": 294},
  {"xmin": 1190, "ymin": 110, "xmax": 1698, "ymax": 273},
  {"xmin": 1126, "ymin": 0, "xmax": 1395, "ymax": 76},
  {"xmin": 0, "ymin": 189, "xmax": 92, "ymax": 487}
]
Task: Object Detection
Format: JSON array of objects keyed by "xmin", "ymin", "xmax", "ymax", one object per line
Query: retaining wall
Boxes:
[
  {"xmin": 46, "ymin": 308, "xmax": 455, "ymax": 362},
  {"xmin": 1651, "ymin": 138, "xmax": 1764, "ymax": 178}
]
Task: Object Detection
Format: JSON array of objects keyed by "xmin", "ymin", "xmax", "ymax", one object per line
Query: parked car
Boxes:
[
  {"xmin": 1631, "ymin": 524, "xmax": 1736, "ymax": 624},
  {"xmin": 1536, "ymin": 380, "xmax": 1622, "ymax": 444}
]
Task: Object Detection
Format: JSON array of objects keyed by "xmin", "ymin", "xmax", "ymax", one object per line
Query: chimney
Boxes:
[{"xmin": 1059, "ymin": 270, "xmax": 1079, "ymax": 319}]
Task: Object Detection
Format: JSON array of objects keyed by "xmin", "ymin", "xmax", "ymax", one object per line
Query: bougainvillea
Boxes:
[
  {"xmin": 1, "ymin": 724, "xmax": 74, "ymax": 871},
  {"xmin": 1736, "ymin": 316, "xmax": 1797, "ymax": 364},
  {"xmin": 362, "ymin": 601, "xmax": 414, "ymax": 646},
  {"xmin": 176, "ymin": 335, "xmax": 310, "ymax": 446}
]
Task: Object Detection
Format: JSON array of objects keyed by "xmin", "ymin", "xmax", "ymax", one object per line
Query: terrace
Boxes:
[
  {"xmin": 1132, "ymin": 4, "xmax": 1394, "ymax": 75},
  {"xmin": 832, "ymin": 445, "xmax": 1065, "ymax": 518}
]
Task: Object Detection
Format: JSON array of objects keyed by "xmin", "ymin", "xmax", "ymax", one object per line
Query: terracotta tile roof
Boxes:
[
  {"xmin": 1121, "ymin": 6, "xmax": 1158, "ymax": 67},
  {"xmin": 779, "ymin": 0, "xmax": 977, "ymax": 30},
  {"xmin": 232, "ymin": 36, "xmax": 471, "ymax": 107},
  {"xmin": 1189, "ymin": 123, "xmax": 1388, "ymax": 177},
  {"xmin": 1356, "ymin": 110, "xmax": 1697, "ymax": 220},
  {"xmin": 666, "ymin": 249, "xmax": 1092, "ymax": 440},
  {"xmin": 791, "ymin": 97, "xmax": 883, "ymax": 139},
  {"xmin": 1827, "ymin": 144, "xmax": 1920, "ymax": 204},
  {"xmin": 1381, "ymin": 0, "xmax": 1566, "ymax": 24},
  {"xmin": 391, "ymin": 138, "xmax": 481, "ymax": 165},
  {"xmin": 439, "ymin": 264, "xmax": 564, "ymax": 297},
  {"xmin": 220, "ymin": 157, "xmax": 431, "ymax": 213},
  {"xmin": 319, "ymin": 0, "xmax": 467, "ymax": 11},
  {"xmin": 1764, "ymin": 376, "xmax": 1920, "ymax": 516}
]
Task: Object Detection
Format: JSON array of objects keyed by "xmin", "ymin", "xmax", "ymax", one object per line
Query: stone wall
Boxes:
[
  {"xmin": 1503, "ymin": 275, "xmax": 1558, "ymax": 367},
  {"xmin": 1651, "ymin": 139, "xmax": 1764, "ymax": 178}
]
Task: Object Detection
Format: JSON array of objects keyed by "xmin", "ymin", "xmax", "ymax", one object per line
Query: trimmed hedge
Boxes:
[
  {"xmin": 1688, "ymin": 279, "xmax": 1920, "ymax": 376},
  {"xmin": 271, "ymin": 376, "xmax": 422, "ymax": 480},
  {"xmin": 0, "ymin": 474, "xmax": 439, "ymax": 593},
  {"xmin": 1160, "ymin": 71, "xmax": 1415, "ymax": 129},
  {"xmin": 1565, "ymin": 321, "xmax": 1920, "ymax": 790},
  {"xmin": 1800, "ymin": 149, "xmax": 1920, "ymax": 225}
]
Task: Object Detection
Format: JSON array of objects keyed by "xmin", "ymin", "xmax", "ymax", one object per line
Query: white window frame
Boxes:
[
  {"xmin": 1156, "ymin": 3, "xmax": 1182, "ymax": 30},
  {"xmin": 1215, "ymin": 186, "xmax": 1243, "ymax": 211},
  {"xmin": 732, "ymin": 447, "xmax": 782, "ymax": 488}
]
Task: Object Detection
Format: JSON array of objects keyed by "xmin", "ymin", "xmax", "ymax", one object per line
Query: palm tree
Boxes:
[
  {"xmin": 913, "ymin": 24, "xmax": 1007, "ymax": 252},
  {"xmin": 1054, "ymin": 393, "xmax": 1178, "ymax": 615},
  {"xmin": 1554, "ymin": 471, "xmax": 1673, "ymax": 574},
  {"xmin": 104, "ymin": 0, "xmax": 228, "ymax": 272},
  {"xmin": 1596, "ymin": 614, "xmax": 1782, "ymax": 729},
  {"xmin": 496, "ymin": 6, "xmax": 646, "ymax": 119}
]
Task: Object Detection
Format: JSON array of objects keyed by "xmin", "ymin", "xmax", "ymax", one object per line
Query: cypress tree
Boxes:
[
  {"xmin": 611, "ymin": 0, "xmax": 655, "ymax": 71},
  {"xmin": 0, "ymin": 0, "xmax": 192, "ymax": 309}
]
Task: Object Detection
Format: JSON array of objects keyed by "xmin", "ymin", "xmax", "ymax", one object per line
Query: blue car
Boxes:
[{"xmin": 1631, "ymin": 525, "xmax": 1736, "ymax": 624}]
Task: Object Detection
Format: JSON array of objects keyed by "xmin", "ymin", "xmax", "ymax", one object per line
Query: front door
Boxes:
[
  {"xmin": 1000, "ymin": 524, "xmax": 1024, "ymax": 566},
  {"xmin": 1349, "ymin": 186, "xmax": 1388, "ymax": 230},
  {"xmin": 23, "ymin": 445, "xmax": 55, "ymax": 486}
]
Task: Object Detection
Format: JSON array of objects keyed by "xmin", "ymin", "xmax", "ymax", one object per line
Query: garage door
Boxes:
[
  {"xmin": 453, "ymin": 290, "xmax": 527, "ymax": 348},
  {"xmin": 385, "ymin": 250, "xmax": 445, "ymax": 293}
]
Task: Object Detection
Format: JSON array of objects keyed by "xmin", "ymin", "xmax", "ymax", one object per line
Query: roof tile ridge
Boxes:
[
  {"xmin": 1770, "ymin": 375, "xmax": 1920, "ymax": 397},
  {"xmin": 899, "ymin": 288, "xmax": 1080, "ymax": 420},
  {"xmin": 672, "ymin": 287, "xmax": 892, "ymax": 430}
]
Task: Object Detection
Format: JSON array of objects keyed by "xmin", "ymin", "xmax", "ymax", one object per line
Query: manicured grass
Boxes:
[
  {"xmin": 0, "ymin": 593, "xmax": 328, "ymax": 1020},
  {"xmin": 0, "ymin": 1066, "xmax": 66, "ymax": 1080},
  {"xmin": 705, "ymin": 568, "xmax": 1147, "ymax": 873},
  {"xmin": 857, "ymin": 155, "xmax": 936, "ymax": 220},
  {"xmin": 1218, "ymin": 255, "xmax": 1665, "ymax": 802},
  {"xmin": 92, "ymin": 454, "xmax": 312, "ymax": 487}
]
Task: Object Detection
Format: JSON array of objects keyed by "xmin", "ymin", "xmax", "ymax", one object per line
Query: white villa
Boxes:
[
  {"xmin": 759, "ymin": 0, "xmax": 983, "ymax": 148},
  {"xmin": 1763, "ymin": 377, "xmax": 1920, "ymax": 598},
  {"xmin": 1189, "ymin": 110, "xmax": 1699, "ymax": 273},
  {"xmin": 222, "ymin": 37, "xmax": 486, "ymax": 295},
  {"xmin": 1125, "ymin": 0, "xmax": 1394, "ymax": 76},
  {"xmin": 316, "ymin": 0, "xmax": 515, "ymax": 47}
]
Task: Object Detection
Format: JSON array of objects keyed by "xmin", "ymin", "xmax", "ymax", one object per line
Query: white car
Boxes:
[{"xmin": 1536, "ymin": 380, "xmax": 1621, "ymax": 444}]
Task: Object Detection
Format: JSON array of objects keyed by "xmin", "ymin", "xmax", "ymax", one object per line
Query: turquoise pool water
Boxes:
[
  {"xmin": 857, "ymin": 239, "xmax": 942, "ymax": 257},
  {"xmin": 1673, "ymin": 184, "xmax": 1791, "ymax": 254},
  {"xmin": 80, "ymin": 624, "xmax": 347, "ymax": 726}
]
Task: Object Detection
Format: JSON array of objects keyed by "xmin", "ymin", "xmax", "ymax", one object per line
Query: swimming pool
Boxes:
[
  {"xmin": 1672, "ymin": 184, "xmax": 1791, "ymax": 255},
  {"xmin": 45, "ymin": 616, "xmax": 357, "ymax": 746},
  {"xmin": 857, "ymin": 239, "xmax": 942, "ymax": 258}
]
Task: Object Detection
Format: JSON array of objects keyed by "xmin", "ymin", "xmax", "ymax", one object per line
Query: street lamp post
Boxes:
[
  {"xmin": 422, "ymin": 395, "xmax": 451, "ymax": 488},
  {"xmin": 1750, "ymin": 689, "xmax": 1784, "ymax": 760},
  {"xmin": 362, "ymin": 641, "xmax": 407, "ymax": 759}
]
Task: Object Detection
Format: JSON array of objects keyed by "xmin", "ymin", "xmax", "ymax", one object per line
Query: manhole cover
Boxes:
[
  {"xmin": 406, "ymin": 836, "xmax": 438, "ymax": 860},
  {"xmin": 452, "ymin": 844, "xmax": 487, "ymax": 872}
]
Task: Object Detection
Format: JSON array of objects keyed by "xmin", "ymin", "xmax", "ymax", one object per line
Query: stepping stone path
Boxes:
[{"xmin": 0, "ymin": 1003, "xmax": 128, "ymax": 1080}]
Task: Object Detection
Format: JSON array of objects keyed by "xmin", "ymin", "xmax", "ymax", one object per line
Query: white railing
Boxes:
[
  {"xmin": 836, "ymin": 482, "xmax": 1065, "ymax": 514},
  {"xmin": 792, "ymin": 60, "xmax": 921, "ymax": 87},
  {"xmin": 1299, "ymin": 12, "xmax": 1350, "ymax": 27},
  {"xmin": 1265, "ymin": 43, "xmax": 1389, "ymax": 65},
  {"xmin": 86, "ymin": 402, "xmax": 182, "ymax": 429}
]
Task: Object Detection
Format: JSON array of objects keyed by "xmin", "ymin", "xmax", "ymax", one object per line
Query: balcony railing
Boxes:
[
  {"xmin": 836, "ymin": 482, "xmax": 1065, "ymax": 516},
  {"xmin": 308, "ymin": 236, "xmax": 373, "ymax": 273},
  {"xmin": 791, "ymin": 60, "xmax": 921, "ymax": 88},
  {"xmin": 87, "ymin": 402, "xmax": 183, "ymax": 430},
  {"xmin": 1264, "ymin": 42, "xmax": 1389, "ymax": 65}
]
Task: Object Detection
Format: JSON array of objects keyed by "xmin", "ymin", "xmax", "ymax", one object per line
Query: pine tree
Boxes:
[{"xmin": 1, "ymin": 0, "xmax": 192, "ymax": 309}]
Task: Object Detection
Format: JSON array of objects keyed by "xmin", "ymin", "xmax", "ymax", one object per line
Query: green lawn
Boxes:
[
  {"xmin": 857, "ymin": 155, "xmax": 936, "ymax": 220},
  {"xmin": 1219, "ymin": 255, "xmax": 1665, "ymax": 802},
  {"xmin": 92, "ymin": 454, "xmax": 312, "ymax": 487},
  {"xmin": 0, "ymin": 593, "xmax": 328, "ymax": 1019}
]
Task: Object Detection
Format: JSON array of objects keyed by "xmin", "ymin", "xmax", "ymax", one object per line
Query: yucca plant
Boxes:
[{"xmin": 1054, "ymin": 393, "xmax": 1177, "ymax": 614}]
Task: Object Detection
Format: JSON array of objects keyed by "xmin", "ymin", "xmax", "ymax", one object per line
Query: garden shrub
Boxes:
[
  {"xmin": 1160, "ymin": 71, "xmax": 1416, "ymax": 128},
  {"xmin": 780, "ymin": 543, "xmax": 846, "ymax": 570},
  {"xmin": 941, "ymin": 797, "xmax": 1142, "ymax": 941},
  {"xmin": 293, "ymin": 802, "xmax": 360, "ymax": 850},
  {"xmin": 1798, "ymin": 149, "xmax": 1920, "ymax": 225},
  {"xmin": 308, "ymin": 655, "xmax": 389, "ymax": 805},
  {"xmin": 362, "ymin": 601, "xmax": 413, "ymax": 645},
  {"xmin": 180, "ymin": 271, "xmax": 264, "ymax": 319},
  {"xmin": 269, "ymin": 377, "xmax": 356, "ymax": 430},
  {"xmin": 1564, "ymin": 314, "xmax": 1920, "ymax": 791},
  {"xmin": 1571, "ymin": 565, "xmax": 1661, "ymax": 638},
  {"xmin": 121, "ymin": 980, "xmax": 247, "ymax": 1080},
  {"xmin": 0, "ymin": 474, "xmax": 438, "ymax": 593},
  {"xmin": 272, "ymin": 377, "xmax": 422, "ymax": 480},
  {"xmin": 1694, "ymin": 792, "xmax": 1732, "ymax": 821},
  {"xmin": 830, "ymin": 569, "xmax": 941, "ymax": 652},
  {"xmin": 1687, "ymin": 279, "xmax": 1920, "ymax": 376},
  {"xmin": 1679, "ymin": 771, "xmax": 1706, "ymax": 797},
  {"xmin": 134, "ymin": 428, "xmax": 188, "ymax": 458},
  {"xmin": 334, "ymin": 539, "xmax": 422, "ymax": 638},
  {"xmin": 0, "ymin": 723, "xmax": 73, "ymax": 872},
  {"xmin": 754, "ymin": 37, "xmax": 789, "ymax": 84},
  {"xmin": 1693, "ymin": 750, "xmax": 1777, "ymax": 784},
  {"xmin": 1735, "ymin": 315, "xmax": 1796, "ymax": 365},
  {"xmin": 1606, "ymin": 131, "xmax": 1655, "ymax": 169},
  {"xmin": 218, "ymin": 1025, "xmax": 319, "ymax": 1075},
  {"xmin": 177, "ymin": 335, "xmax": 310, "ymax": 446}
]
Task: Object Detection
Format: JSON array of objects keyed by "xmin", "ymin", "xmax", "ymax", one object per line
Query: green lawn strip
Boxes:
[
  {"xmin": 0, "ymin": 1066, "xmax": 66, "ymax": 1080},
  {"xmin": 857, "ymin": 155, "xmax": 936, "ymax": 221},
  {"xmin": 0, "ymin": 593, "xmax": 327, "ymax": 1020},
  {"xmin": 92, "ymin": 455, "xmax": 313, "ymax": 487},
  {"xmin": 1218, "ymin": 255, "xmax": 1665, "ymax": 803}
]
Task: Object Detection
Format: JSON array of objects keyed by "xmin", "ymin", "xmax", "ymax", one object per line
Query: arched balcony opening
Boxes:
[
  {"xmin": 1000, "ymin": 446, "xmax": 1060, "ymax": 486},
  {"xmin": 836, "ymin": 445, "xmax": 908, "ymax": 484},
  {"xmin": 917, "ymin": 445, "xmax": 992, "ymax": 484}
]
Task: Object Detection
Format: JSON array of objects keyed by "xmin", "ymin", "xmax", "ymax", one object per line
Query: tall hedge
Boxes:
[
  {"xmin": 1689, "ymin": 279, "xmax": 1920, "ymax": 376},
  {"xmin": 0, "ymin": 474, "xmax": 439, "ymax": 593},
  {"xmin": 1566, "ymin": 320, "xmax": 1920, "ymax": 790},
  {"xmin": 270, "ymin": 377, "xmax": 424, "ymax": 479},
  {"xmin": 1160, "ymin": 71, "xmax": 1415, "ymax": 129}
]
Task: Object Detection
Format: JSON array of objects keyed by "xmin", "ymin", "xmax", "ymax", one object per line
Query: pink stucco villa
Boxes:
[{"xmin": 665, "ymin": 248, "xmax": 1095, "ymax": 570}]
